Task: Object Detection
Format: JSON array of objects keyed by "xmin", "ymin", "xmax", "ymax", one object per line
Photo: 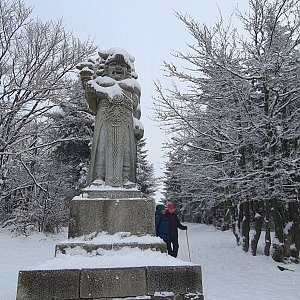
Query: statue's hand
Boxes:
[
  {"xmin": 76, "ymin": 60, "xmax": 94, "ymax": 73},
  {"xmin": 133, "ymin": 117, "xmax": 144, "ymax": 140},
  {"xmin": 86, "ymin": 83, "xmax": 96, "ymax": 94},
  {"xmin": 134, "ymin": 127, "xmax": 144, "ymax": 140}
]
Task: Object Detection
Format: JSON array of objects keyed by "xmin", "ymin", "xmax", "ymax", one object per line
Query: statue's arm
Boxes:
[
  {"xmin": 85, "ymin": 85, "xmax": 98, "ymax": 114},
  {"xmin": 132, "ymin": 87, "xmax": 144, "ymax": 140},
  {"xmin": 76, "ymin": 62, "xmax": 99, "ymax": 114},
  {"xmin": 132, "ymin": 87, "xmax": 141, "ymax": 119}
]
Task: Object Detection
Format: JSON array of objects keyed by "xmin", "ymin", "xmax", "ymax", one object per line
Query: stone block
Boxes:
[
  {"xmin": 146, "ymin": 266, "xmax": 203, "ymax": 295},
  {"xmin": 112, "ymin": 242, "xmax": 166, "ymax": 252},
  {"xmin": 80, "ymin": 267, "xmax": 147, "ymax": 298},
  {"xmin": 55, "ymin": 241, "xmax": 166, "ymax": 256},
  {"xmin": 16, "ymin": 265, "xmax": 204, "ymax": 299},
  {"xmin": 16, "ymin": 269, "xmax": 80, "ymax": 300},
  {"xmin": 68, "ymin": 198, "xmax": 155, "ymax": 238},
  {"xmin": 55, "ymin": 242, "xmax": 112, "ymax": 256}
]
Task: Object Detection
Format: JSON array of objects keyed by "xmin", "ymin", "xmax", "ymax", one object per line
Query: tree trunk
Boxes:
[
  {"xmin": 289, "ymin": 202, "xmax": 300, "ymax": 259},
  {"xmin": 230, "ymin": 204, "xmax": 241, "ymax": 246},
  {"xmin": 220, "ymin": 208, "xmax": 230, "ymax": 231},
  {"xmin": 251, "ymin": 201, "xmax": 263, "ymax": 256},
  {"xmin": 283, "ymin": 224, "xmax": 293, "ymax": 258},
  {"xmin": 283, "ymin": 202, "xmax": 293, "ymax": 259},
  {"xmin": 271, "ymin": 198, "xmax": 284, "ymax": 262},
  {"xmin": 242, "ymin": 201, "xmax": 250, "ymax": 252},
  {"xmin": 237, "ymin": 202, "xmax": 243, "ymax": 234},
  {"xmin": 264, "ymin": 199, "xmax": 271, "ymax": 256}
]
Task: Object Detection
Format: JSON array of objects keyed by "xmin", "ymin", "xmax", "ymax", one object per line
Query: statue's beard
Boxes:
[{"xmin": 111, "ymin": 70, "xmax": 126, "ymax": 80}]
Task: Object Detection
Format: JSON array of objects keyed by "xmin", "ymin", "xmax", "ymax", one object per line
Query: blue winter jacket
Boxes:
[{"xmin": 155, "ymin": 204, "xmax": 169, "ymax": 242}]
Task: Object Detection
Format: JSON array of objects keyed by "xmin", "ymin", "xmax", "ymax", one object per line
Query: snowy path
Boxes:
[
  {"xmin": 1, "ymin": 224, "xmax": 299, "ymax": 300},
  {"xmin": 177, "ymin": 224, "xmax": 300, "ymax": 300}
]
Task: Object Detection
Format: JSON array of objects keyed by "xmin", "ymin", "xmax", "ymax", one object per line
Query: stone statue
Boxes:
[{"xmin": 77, "ymin": 48, "xmax": 144, "ymax": 188}]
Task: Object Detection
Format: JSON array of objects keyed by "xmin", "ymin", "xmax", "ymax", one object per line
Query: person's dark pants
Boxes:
[{"xmin": 166, "ymin": 236, "xmax": 179, "ymax": 257}]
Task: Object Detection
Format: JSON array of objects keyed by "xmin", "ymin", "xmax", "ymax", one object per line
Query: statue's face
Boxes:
[{"xmin": 107, "ymin": 61, "xmax": 129, "ymax": 80}]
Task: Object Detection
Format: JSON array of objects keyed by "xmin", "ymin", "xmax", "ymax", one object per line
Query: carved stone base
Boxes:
[{"xmin": 68, "ymin": 197, "xmax": 155, "ymax": 238}]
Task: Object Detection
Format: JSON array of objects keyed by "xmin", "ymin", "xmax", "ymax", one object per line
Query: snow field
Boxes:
[{"xmin": 0, "ymin": 224, "xmax": 299, "ymax": 300}]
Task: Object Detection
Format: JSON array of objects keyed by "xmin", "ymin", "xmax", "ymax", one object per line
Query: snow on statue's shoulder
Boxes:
[
  {"xmin": 94, "ymin": 76, "xmax": 116, "ymax": 86},
  {"xmin": 120, "ymin": 78, "xmax": 141, "ymax": 93},
  {"xmin": 87, "ymin": 79, "xmax": 122, "ymax": 98}
]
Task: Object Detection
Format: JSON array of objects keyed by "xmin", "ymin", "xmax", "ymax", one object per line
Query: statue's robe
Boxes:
[{"xmin": 85, "ymin": 78, "xmax": 141, "ymax": 187}]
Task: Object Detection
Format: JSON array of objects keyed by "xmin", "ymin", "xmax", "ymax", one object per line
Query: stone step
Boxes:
[
  {"xmin": 55, "ymin": 241, "xmax": 166, "ymax": 256},
  {"xmin": 17, "ymin": 265, "xmax": 204, "ymax": 300},
  {"xmin": 56, "ymin": 232, "xmax": 166, "ymax": 256}
]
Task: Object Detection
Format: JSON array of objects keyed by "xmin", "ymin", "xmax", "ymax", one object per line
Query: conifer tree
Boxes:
[
  {"xmin": 136, "ymin": 138, "xmax": 158, "ymax": 197},
  {"xmin": 48, "ymin": 80, "xmax": 94, "ymax": 192},
  {"xmin": 163, "ymin": 151, "xmax": 183, "ymax": 207}
]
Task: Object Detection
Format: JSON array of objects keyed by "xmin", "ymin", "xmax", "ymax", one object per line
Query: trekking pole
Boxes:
[{"xmin": 185, "ymin": 230, "xmax": 192, "ymax": 262}]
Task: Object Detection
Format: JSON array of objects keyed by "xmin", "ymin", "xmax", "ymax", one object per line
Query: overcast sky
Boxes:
[{"xmin": 24, "ymin": 0, "xmax": 250, "ymax": 198}]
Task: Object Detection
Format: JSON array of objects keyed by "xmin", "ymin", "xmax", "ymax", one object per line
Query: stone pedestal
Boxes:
[
  {"xmin": 68, "ymin": 197, "xmax": 155, "ymax": 238},
  {"xmin": 16, "ymin": 188, "xmax": 204, "ymax": 300}
]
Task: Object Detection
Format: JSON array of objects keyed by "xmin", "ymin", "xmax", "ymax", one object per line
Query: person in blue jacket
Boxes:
[
  {"xmin": 155, "ymin": 204, "xmax": 169, "ymax": 243},
  {"xmin": 155, "ymin": 203, "xmax": 187, "ymax": 257}
]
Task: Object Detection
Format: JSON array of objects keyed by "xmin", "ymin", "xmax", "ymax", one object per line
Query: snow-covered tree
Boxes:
[
  {"xmin": 164, "ymin": 151, "xmax": 183, "ymax": 205},
  {"xmin": 47, "ymin": 80, "xmax": 94, "ymax": 190},
  {"xmin": 154, "ymin": 0, "xmax": 300, "ymax": 261},
  {"xmin": 163, "ymin": 149, "xmax": 194, "ymax": 215},
  {"xmin": 136, "ymin": 138, "xmax": 158, "ymax": 197},
  {"xmin": 0, "ymin": 0, "xmax": 96, "ymax": 233}
]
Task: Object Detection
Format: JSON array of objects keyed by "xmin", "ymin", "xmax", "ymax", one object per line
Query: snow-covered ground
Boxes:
[{"xmin": 1, "ymin": 223, "xmax": 299, "ymax": 300}]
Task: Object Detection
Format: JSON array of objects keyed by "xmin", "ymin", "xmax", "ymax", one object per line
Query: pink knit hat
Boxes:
[{"xmin": 167, "ymin": 203, "xmax": 174, "ymax": 210}]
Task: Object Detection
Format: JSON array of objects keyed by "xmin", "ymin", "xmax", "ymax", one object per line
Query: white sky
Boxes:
[{"xmin": 24, "ymin": 0, "xmax": 250, "ymax": 197}]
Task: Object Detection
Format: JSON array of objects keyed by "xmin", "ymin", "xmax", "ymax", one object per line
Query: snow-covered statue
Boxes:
[{"xmin": 77, "ymin": 48, "xmax": 144, "ymax": 188}]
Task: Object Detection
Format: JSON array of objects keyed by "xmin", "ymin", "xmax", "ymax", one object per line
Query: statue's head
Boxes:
[
  {"xmin": 106, "ymin": 54, "xmax": 130, "ymax": 81},
  {"xmin": 98, "ymin": 48, "xmax": 138, "ymax": 80}
]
